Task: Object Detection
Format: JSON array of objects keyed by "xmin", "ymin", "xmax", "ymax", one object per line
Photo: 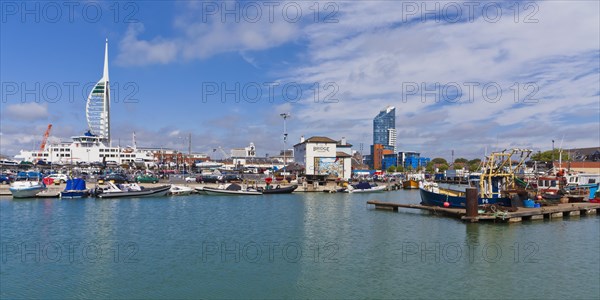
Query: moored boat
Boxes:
[
  {"xmin": 169, "ymin": 185, "xmax": 194, "ymax": 196},
  {"xmin": 403, "ymin": 173, "xmax": 424, "ymax": 189},
  {"xmin": 420, "ymin": 182, "xmax": 511, "ymax": 208},
  {"xmin": 345, "ymin": 182, "xmax": 387, "ymax": 193},
  {"xmin": 402, "ymin": 179, "xmax": 419, "ymax": 189},
  {"xmin": 9, "ymin": 181, "xmax": 46, "ymax": 198},
  {"xmin": 95, "ymin": 182, "xmax": 171, "ymax": 198},
  {"xmin": 261, "ymin": 184, "xmax": 298, "ymax": 194},
  {"xmin": 203, "ymin": 183, "xmax": 262, "ymax": 196},
  {"xmin": 60, "ymin": 178, "xmax": 90, "ymax": 199},
  {"xmin": 419, "ymin": 149, "xmax": 532, "ymax": 208}
]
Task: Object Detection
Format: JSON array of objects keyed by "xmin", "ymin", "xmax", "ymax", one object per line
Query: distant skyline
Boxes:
[{"xmin": 1, "ymin": 1, "xmax": 599, "ymax": 160}]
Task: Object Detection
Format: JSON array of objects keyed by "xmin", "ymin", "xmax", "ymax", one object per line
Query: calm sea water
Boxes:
[{"xmin": 1, "ymin": 190, "xmax": 599, "ymax": 299}]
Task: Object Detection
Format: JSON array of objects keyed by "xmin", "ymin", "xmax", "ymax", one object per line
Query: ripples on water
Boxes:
[{"xmin": 1, "ymin": 190, "xmax": 598, "ymax": 299}]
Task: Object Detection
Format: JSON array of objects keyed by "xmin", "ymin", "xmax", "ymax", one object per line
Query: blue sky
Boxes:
[{"xmin": 1, "ymin": 1, "xmax": 599, "ymax": 160}]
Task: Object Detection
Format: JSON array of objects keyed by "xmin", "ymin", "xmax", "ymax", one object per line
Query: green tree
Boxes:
[
  {"xmin": 454, "ymin": 157, "xmax": 468, "ymax": 164},
  {"xmin": 467, "ymin": 158, "xmax": 481, "ymax": 165},
  {"xmin": 425, "ymin": 162, "xmax": 435, "ymax": 173},
  {"xmin": 431, "ymin": 157, "xmax": 448, "ymax": 164},
  {"xmin": 425, "ymin": 164, "xmax": 435, "ymax": 174},
  {"xmin": 531, "ymin": 150, "xmax": 570, "ymax": 161},
  {"xmin": 396, "ymin": 165, "xmax": 405, "ymax": 172},
  {"xmin": 467, "ymin": 158, "xmax": 482, "ymax": 172},
  {"xmin": 438, "ymin": 164, "xmax": 450, "ymax": 172},
  {"xmin": 426, "ymin": 161, "xmax": 449, "ymax": 173},
  {"xmin": 386, "ymin": 166, "xmax": 396, "ymax": 173}
]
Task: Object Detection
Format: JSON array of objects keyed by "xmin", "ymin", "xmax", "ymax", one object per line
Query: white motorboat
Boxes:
[
  {"xmin": 202, "ymin": 183, "xmax": 262, "ymax": 196},
  {"xmin": 96, "ymin": 182, "xmax": 171, "ymax": 198},
  {"xmin": 9, "ymin": 181, "xmax": 46, "ymax": 198},
  {"xmin": 169, "ymin": 185, "xmax": 194, "ymax": 196},
  {"xmin": 345, "ymin": 182, "xmax": 387, "ymax": 193}
]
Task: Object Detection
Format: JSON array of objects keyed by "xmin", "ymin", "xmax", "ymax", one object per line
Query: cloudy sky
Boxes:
[{"xmin": 1, "ymin": 1, "xmax": 598, "ymax": 160}]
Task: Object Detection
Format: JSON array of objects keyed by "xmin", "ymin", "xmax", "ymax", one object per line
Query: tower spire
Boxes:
[{"xmin": 103, "ymin": 38, "xmax": 109, "ymax": 81}]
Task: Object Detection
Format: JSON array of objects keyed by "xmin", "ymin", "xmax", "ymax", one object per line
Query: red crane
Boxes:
[{"xmin": 38, "ymin": 124, "xmax": 52, "ymax": 160}]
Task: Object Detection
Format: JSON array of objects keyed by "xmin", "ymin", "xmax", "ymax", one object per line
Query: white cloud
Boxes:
[
  {"xmin": 116, "ymin": 2, "xmax": 300, "ymax": 65},
  {"xmin": 2, "ymin": 102, "xmax": 49, "ymax": 121},
  {"xmin": 116, "ymin": 23, "xmax": 179, "ymax": 66},
  {"xmin": 280, "ymin": 1, "xmax": 600, "ymax": 158},
  {"xmin": 168, "ymin": 130, "xmax": 181, "ymax": 137},
  {"xmin": 49, "ymin": 1, "xmax": 599, "ymax": 160}
]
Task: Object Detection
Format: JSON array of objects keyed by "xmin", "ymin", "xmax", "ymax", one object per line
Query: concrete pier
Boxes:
[{"xmin": 367, "ymin": 200, "xmax": 600, "ymax": 223}]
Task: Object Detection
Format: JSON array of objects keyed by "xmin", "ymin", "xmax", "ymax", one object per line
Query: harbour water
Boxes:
[{"xmin": 1, "ymin": 190, "xmax": 599, "ymax": 299}]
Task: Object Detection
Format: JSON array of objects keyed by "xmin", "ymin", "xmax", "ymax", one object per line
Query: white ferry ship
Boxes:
[
  {"xmin": 15, "ymin": 131, "xmax": 155, "ymax": 165},
  {"xmin": 15, "ymin": 39, "xmax": 155, "ymax": 166}
]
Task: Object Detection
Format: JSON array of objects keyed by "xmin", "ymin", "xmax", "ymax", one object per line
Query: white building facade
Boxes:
[{"xmin": 293, "ymin": 136, "xmax": 352, "ymax": 180}]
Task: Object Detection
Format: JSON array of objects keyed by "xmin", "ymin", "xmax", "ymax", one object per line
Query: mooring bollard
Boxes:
[{"xmin": 466, "ymin": 187, "xmax": 478, "ymax": 218}]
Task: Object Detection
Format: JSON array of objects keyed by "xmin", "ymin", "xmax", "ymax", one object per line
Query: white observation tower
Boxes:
[{"xmin": 86, "ymin": 39, "xmax": 111, "ymax": 145}]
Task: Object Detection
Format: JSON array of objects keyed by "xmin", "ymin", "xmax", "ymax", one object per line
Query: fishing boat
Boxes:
[
  {"xmin": 60, "ymin": 178, "xmax": 90, "ymax": 199},
  {"xmin": 9, "ymin": 180, "xmax": 46, "ymax": 198},
  {"xmin": 261, "ymin": 184, "xmax": 298, "ymax": 194},
  {"xmin": 169, "ymin": 185, "xmax": 194, "ymax": 196},
  {"xmin": 203, "ymin": 183, "xmax": 262, "ymax": 196},
  {"xmin": 95, "ymin": 182, "xmax": 171, "ymax": 198},
  {"xmin": 590, "ymin": 189, "xmax": 600, "ymax": 203},
  {"xmin": 420, "ymin": 149, "xmax": 531, "ymax": 208},
  {"xmin": 345, "ymin": 182, "xmax": 387, "ymax": 193},
  {"xmin": 403, "ymin": 179, "xmax": 419, "ymax": 189},
  {"xmin": 420, "ymin": 182, "xmax": 512, "ymax": 208},
  {"xmin": 565, "ymin": 173, "xmax": 600, "ymax": 187},
  {"xmin": 403, "ymin": 173, "xmax": 424, "ymax": 189}
]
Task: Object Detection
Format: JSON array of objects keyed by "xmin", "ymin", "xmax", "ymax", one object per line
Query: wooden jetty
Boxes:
[{"xmin": 367, "ymin": 200, "xmax": 600, "ymax": 223}]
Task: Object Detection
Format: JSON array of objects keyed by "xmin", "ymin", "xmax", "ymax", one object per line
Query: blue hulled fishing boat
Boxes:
[
  {"xmin": 420, "ymin": 149, "xmax": 532, "ymax": 208},
  {"xmin": 419, "ymin": 180, "xmax": 512, "ymax": 208}
]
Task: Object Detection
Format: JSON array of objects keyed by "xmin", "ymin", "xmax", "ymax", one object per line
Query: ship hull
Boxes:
[
  {"xmin": 419, "ymin": 187, "xmax": 511, "ymax": 208},
  {"xmin": 403, "ymin": 180, "xmax": 420, "ymax": 189}
]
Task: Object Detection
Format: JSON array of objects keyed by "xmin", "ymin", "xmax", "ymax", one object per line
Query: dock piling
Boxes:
[{"xmin": 466, "ymin": 188, "xmax": 478, "ymax": 218}]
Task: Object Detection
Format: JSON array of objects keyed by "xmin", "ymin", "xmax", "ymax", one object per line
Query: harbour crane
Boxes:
[
  {"xmin": 37, "ymin": 124, "xmax": 52, "ymax": 161},
  {"xmin": 216, "ymin": 146, "xmax": 230, "ymax": 160}
]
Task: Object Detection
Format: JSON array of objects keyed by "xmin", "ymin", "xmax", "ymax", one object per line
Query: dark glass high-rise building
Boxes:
[{"xmin": 372, "ymin": 106, "xmax": 396, "ymax": 153}]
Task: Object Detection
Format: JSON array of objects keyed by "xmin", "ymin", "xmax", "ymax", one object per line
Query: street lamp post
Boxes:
[
  {"xmin": 552, "ymin": 139, "xmax": 555, "ymax": 173},
  {"xmin": 280, "ymin": 113, "xmax": 290, "ymax": 169}
]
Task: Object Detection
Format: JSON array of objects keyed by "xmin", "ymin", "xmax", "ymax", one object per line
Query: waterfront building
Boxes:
[
  {"xmin": 230, "ymin": 143, "xmax": 256, "ymax": 158},
  {"xmin": 370, "ymin": 106, "xmax": 396, "ymax": 169},
  {"xmin": 382, "ymin": 153, "xmax": 398, "ymax": 170},
  {"xmin": 398, "ymin": 151, "xmax": 430, "ymax": 170},
  {"xmin": 15, "ymin": 40, "xmax": 156, "ymax": 165},
  {"xmin": 293, "ymin": 136, "xmax": 352, "ymax": 180},
  {"xmin": 379, "ymin": 151, "xmax": 431, "ymax": 171},
  {"xmin": 337, "ymin": 137, "xmax": 352, "ymax": 156},
  {"xmin": 270, "ymin": 150, "xmax": 294, "ymax": 164},
  {"xmin": 373, "ymin": 106, "xmax": 396, "ymax": 153},
  {"xmin": 372, "ymin": 144, "xmax": 394, "ymax": 170},
  {"xmin": 363, "ymin": 154, "xmax": 373, "ymax": 168},
  {"xmin": 553, "ymin": 161, "xmax": 600, "ymax": 174},
  {"xmin": 566, "ymin": 147, "xmax": 600, "ymax": 161}
]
